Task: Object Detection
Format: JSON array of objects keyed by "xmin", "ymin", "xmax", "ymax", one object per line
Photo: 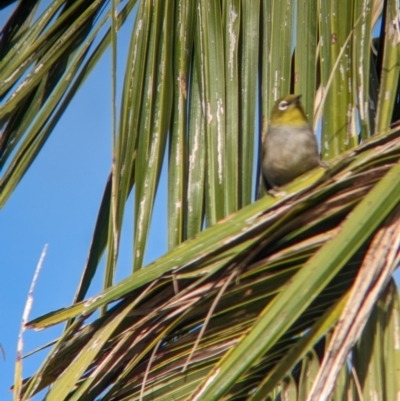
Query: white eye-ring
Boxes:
[{"xmin": 278, "ymin": 100, "xmax": 289, "ymax": 111}]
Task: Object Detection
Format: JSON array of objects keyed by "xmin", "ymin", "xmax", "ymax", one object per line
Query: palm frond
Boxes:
[
  {"xmin": 2, "ymin": 0, "xmax": 400, "ymax": 399},
  {"xmin": 21, "ymin": 129, "xmax": 400, "ymax": 400}
]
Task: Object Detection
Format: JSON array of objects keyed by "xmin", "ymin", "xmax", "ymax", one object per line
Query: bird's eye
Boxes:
[{"xmin": 278, "ymin": 101, "xmax": 289, "ymax": 111}]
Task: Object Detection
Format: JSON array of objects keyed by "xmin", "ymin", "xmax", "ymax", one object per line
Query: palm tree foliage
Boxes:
[{"xmin": 1, "ymin": 0, "xmax": 400, "ymax": 400}]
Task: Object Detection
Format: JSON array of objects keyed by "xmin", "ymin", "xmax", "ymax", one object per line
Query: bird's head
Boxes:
[{"xmin": 269, "ymin": 94, "xmax": 309, "ymax": 127}]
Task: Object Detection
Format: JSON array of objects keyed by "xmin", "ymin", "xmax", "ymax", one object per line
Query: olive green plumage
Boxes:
[{"xmin": 262, "ymin": 94, "xmax": 322, "ymax": 189}]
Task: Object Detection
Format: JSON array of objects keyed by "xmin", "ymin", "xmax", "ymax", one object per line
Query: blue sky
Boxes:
[
  {"xmin": 1, "ymin": 3, "xmax": 399, "ymax": 400},
  {"xmin": 0, "ymin": 3, "xmax": 160, "ymax": 398}
]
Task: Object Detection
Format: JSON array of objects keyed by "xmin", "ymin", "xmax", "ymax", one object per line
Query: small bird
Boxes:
[{"xmin": 262, "ymin": 94, "xmax": 324, "ymax": 191}]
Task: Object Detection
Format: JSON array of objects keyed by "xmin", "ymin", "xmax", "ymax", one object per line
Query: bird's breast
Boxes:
[{"xmin": 262, "ymin": 124, "xmax": 320, "ymax": 187}]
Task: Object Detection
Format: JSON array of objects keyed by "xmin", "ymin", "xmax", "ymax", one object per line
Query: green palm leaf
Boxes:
[{"xmin": 1, "ymin": 0, "xmax": 399, "ymax": 400}]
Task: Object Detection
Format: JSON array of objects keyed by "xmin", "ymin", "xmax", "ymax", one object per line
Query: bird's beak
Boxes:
[{"xmin": 291, "ymin": 95, "xmax": 302, "ymax": 104}]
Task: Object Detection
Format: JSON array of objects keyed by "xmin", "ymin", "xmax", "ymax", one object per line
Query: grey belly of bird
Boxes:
[{"xmin": 263, "ymin": 125, "xmax": 320, "ymax": 187}]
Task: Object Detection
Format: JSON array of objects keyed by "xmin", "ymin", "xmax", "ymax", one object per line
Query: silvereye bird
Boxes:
[{"xmin": 262, "ymin": 94, "xmax": 323, "ymax": 190}]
